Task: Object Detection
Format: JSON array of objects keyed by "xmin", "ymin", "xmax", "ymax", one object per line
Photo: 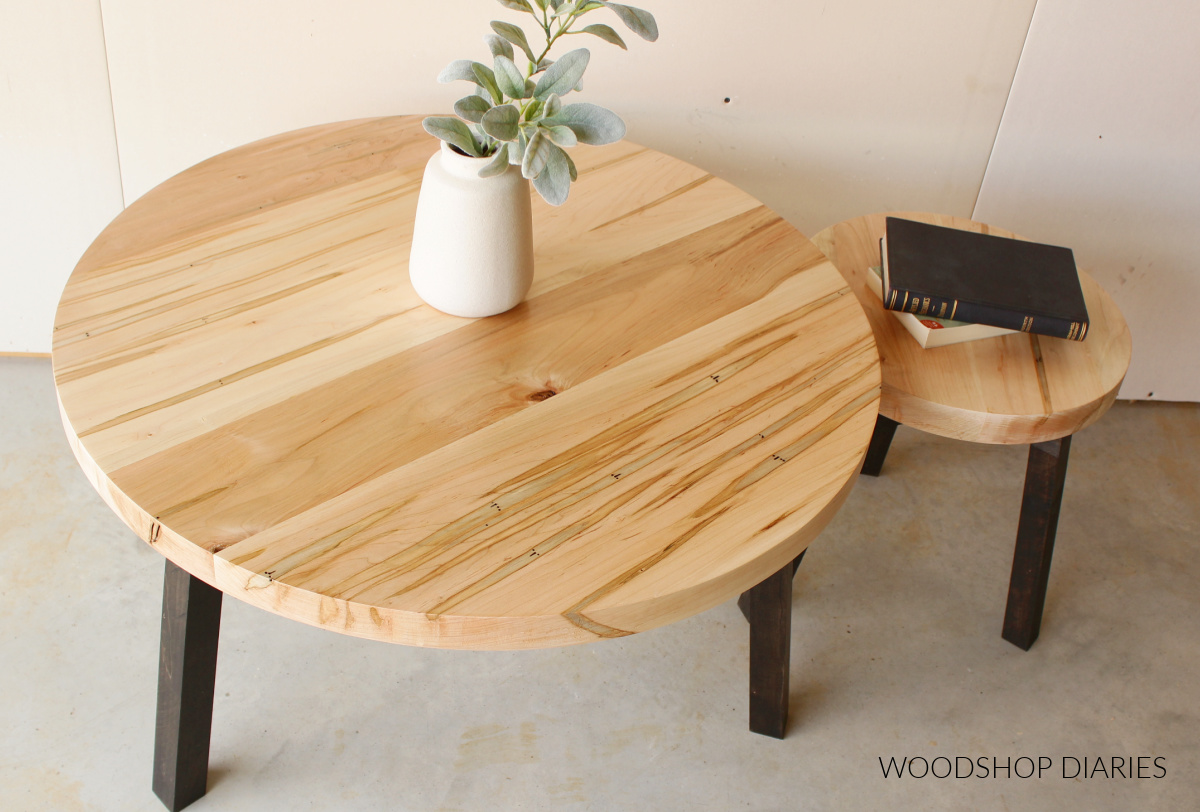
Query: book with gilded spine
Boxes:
[
  {"xmin": 881, "ymin": 218, "xmax": 1090, "ymax": 341},
  {"xmin": 866, "ymin": 264, "xmax": 1015, "ymax": 348}
]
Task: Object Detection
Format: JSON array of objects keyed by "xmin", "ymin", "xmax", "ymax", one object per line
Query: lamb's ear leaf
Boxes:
[
  {"xmin": 471, "ymin": 62, "xmax": 503, "ymax": 104},
  {"xmin": 485, "ymin": 34, "xmax": 515, "ymax": 61},
  {"xmin": 533, "ymin": 142, "xmax": 572, "ymax": 205},
  {"xmin": 422, "ymin": 116, "xmax": 481, "ymax": 157},
  {"xmin": 454, "ymin": 95, "xmax": 492, "ymax": 124},
  {"xmin": 543, "ymin": 93, "xmax": 562, "ymax": 117},
  {"xmin": 493, "ymin": 55, "xmax": 527, "ymax": 99},
  {"xmin": 521, "ymin": 129, "xmax": 550, "ymax": 179},
  {"xmin": 562, "ymin": 148, "xmax": 578, "ymax": 181},
  {"xmin": 511, "ymin": 129, "xmax": 528, "ymax": 164},
  {"xmin": 533, "ymin": 48, "xmax": 590, "ymax": 100},
  {"xmin": 544, "ymin": 102, "xmax": 625, "ymax": 145},
  {"xmin": 543, "ymin": 123, "xmax": 578, "ymax": 148},
  {"xmin": 439, "ymin": 59, "xmax": 485, "ymax": 84},
  {"xmin": 599, "ymin": 2, "xmax": 658, "ymax": 41},
  {"xmin": 580, "ymin": 23, "xmax": 627, "ymax": 49},
  {"xmin": 481, "ymin": 104, "xmax": 521, "ymax": 142},
  {"xmin": 495, "ymin": 0, "xmax": 534, "ymax": 13},
  {"xmin": 490, "ymin": 20, "xmax": 537, "ymax": 63},
  {"xmin": 478, "ymin": 143, "xmax": 512, "ymax": 178}
]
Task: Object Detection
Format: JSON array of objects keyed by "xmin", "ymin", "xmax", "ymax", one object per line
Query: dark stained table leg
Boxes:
[
  {"xmin": 861, "ymin": 414, "xmax": 899, "ymax": 477},
  {"xmin": 792, "ymin": 549, "xmax": 807, "ymax": 577},
  {"xmin": 738, "ymin": 560, "xmax": 796, "ymax": 738},
  {"xmin": 153, "ymin": 559, "xmax": 223, "ymax": 811},
  {"xmin": 1002, "ymin": 435, "xmax": 1072, "ymax": 651},
  {"xmin": 738, "ymin": 550, "xmax": 805, "ymax": 622}
]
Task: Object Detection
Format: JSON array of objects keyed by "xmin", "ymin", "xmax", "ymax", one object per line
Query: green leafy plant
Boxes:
[{"xmin": 423, "ymin": 0, "xmax": 658, "ymax": 205}]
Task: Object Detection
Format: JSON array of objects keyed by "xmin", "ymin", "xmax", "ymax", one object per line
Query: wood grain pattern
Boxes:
[
  {"xmin": 54, "ymin": 116, "xmax": 880, "ymax": 649},
  {"xmin": 812, "ymin": 213, "xmax": 1131, "ymax": 444}
]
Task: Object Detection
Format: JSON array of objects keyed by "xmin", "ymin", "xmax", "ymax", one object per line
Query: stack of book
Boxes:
[{"xmin": 870, "ymin": 217, "xmax": 1090, "ymax": 349}]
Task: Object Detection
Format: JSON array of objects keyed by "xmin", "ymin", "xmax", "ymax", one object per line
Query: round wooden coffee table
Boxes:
[
  {"xmin": 812, "ymin": 212, "xmax": 1131, "ymax": 650},
  {"xmin": 53, "ymin": 117, "xmax": 880, "ymax": 809}
]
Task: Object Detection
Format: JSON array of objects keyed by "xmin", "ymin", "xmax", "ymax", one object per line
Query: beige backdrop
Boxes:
[{"xmin": 4, "ymin": 0, "xmax": 1197, "ymax": 400}]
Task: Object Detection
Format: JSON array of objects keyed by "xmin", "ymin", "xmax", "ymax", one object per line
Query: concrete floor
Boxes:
[{"xmin": 2, "ymin": 354, "xmax": 1197, "ymax": 811}]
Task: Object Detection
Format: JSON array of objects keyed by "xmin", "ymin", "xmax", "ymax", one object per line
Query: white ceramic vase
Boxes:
[{"xmin": 408, "ymin": 141, "xmax": 535, "ymax": 318}]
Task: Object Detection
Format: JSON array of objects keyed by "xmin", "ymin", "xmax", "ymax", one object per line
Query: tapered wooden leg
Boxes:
[
  {"xmin": 861, "ymin": 414, "xmax": 899, "ymax": 477},
  {"xmin": 738, "ymin": 550, "xmax": 805, "ymax": 622},
  {"xmin": 791, "ymin": 549, "xmax": 806, "ymax": 577},
  {"xmin": 738, "ymin": 561, "xmax": 795, "ymax": 738},
  {"xmin": 153, "ymin": 560, "xmax": 223, "ymax": 811},
  {"xmin": 1002, "ymin": 435, "xmax": 1072, "ymax": 651}
]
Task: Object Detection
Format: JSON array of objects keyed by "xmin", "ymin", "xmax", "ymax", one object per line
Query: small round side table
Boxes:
[{"xmin": 812, "ymin": 212, "xmax": 1132, "ymax": 650}]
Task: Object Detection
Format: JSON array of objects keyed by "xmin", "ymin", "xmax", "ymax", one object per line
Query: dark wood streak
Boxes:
[
  {"xmin": 58, "ymin": 176, "xmax": 416, "ymax": 315},
  {"xmin": 423, "ymin": 475, "xmax": 664, "ymax": 616},
  {"xmin": 561, "ymin": 610, "xmax": 634, "ymax": 639},
  {"xmin": 1030, "ymin": 335, "xmax": 1053, "ymax": 414},
  {"xmin": 562, "ymin": 508, "xmax": 732, "ymax": 637},
  {"xmin": 111, "ymin": 206, "xmax": 813, "ymax": 551},
  {"xmin": 71, "ymin": 119, "xmax": 428, "ymax": 281},
  {"xmin": 65, "ymin": 227, "xmax": 366, "ymax": 333},
  {"xmin": 56, "ymin": 270, "xmax": 347, "ymax": 384},
  {"xmin": 55, "ymin": 189, "xmax": 408, "ymax": 345},
  {"xmin": 642, "ymin": 344, "xmax": 877, "ymax": 516},
  {"xmin": 694, "ymin": 382, "xmax": 878, "ymax": 518},
  {"xmin": 557, "ymin": 373, "xmax": 878, "ymax": 637},
  {"xmin": 78, "ymin": 312, "xmax": 404, "ymax": 438},
  {"xmin": 575, "ymin": 146, "xmax": 650, "ymax": 177},
  {"xmin": 247, "ymin": 308, "xmax": 821, "ymax": 597},
  {"xmin": 589, "ymin": 175, "xmax": 715, "ymax": 232},
  {"xmin": 702, "ymin": 216, "xmax": 811, "ymax": 265},
  {"xmin": 323, "ymin": 331, "xmax": 804, "ymax": 602},
  {"xmin": 227, "ymin": 498, "xmax": 419, "ymax": 577},
  {"xmin": 53, "ymin": 343, "xmax": 161, "ymax": 387},
  {"xmin": 57, "ymin": 226, "xmax": 359, "ymax": 332},
  {"xmin": 337, "ymin": 312, "xmax": 872, "ymax": 612},
  {"xmin": 657, "ymin": 288, "xmax": 841, "ymax": 389},
  {"xmin": 455, "ymin": 375, "xmax": 875, "ymax": 629},
  {"xmin": 157, "ymin": 486, "xmax": 235, "ymax": 523}
]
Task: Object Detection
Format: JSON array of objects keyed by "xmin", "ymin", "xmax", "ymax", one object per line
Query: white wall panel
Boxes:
[
  {"xmin": 974, "ymin": 0, "xmax": 1200, "ymax": 402},
  {"xmin": 100, "ymin": 0, "xmax": 496, "ymax": 204},
  {"xmin": 0, "ymin": 0, "xmax": 124, "ymax": 353},
  {"xmin": 101, "ymin": 0, "xmax": 1034, "ymax": 233},
  {"xmin": 625, "ymin": 1, "xmax": 1037, "ymax": 236}
]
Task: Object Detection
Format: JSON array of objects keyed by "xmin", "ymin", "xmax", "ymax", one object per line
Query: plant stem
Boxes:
[{"xmin": 534, "ymin": 9, "xmax": 583, "ymax": 67}]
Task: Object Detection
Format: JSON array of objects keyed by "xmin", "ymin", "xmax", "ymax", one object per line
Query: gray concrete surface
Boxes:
[{"xmin": 2, "ymin": 355, "xmax": 1197, "ymax": 811}]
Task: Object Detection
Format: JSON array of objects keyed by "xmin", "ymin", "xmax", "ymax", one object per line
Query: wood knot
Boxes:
[{"xmin": 528, "ymin": 389, "xmax": 557, "ymax": 402}]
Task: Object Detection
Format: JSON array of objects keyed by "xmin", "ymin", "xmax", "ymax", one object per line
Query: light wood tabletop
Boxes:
[
  {"xmin": 812, "ymin": 213, "xmax": 1131, "ymax": 445},
  {"xmin": 54, "ymin": 116, "xmax": 881, "ymax": 651}
]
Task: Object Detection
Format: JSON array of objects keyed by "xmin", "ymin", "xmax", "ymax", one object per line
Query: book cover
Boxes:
[
  {"xmin": 881, "ymin": 218, "xmax": 1090, "ymax": 341},
  {"xmin": 866, "ymin": 264, "xmax": 1016, "ymax": 348}
]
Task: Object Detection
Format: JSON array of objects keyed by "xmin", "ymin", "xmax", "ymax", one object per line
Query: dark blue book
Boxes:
[{"xmin": 881, "ymin": 217, "xmax": 1090, "ymax": 341}]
